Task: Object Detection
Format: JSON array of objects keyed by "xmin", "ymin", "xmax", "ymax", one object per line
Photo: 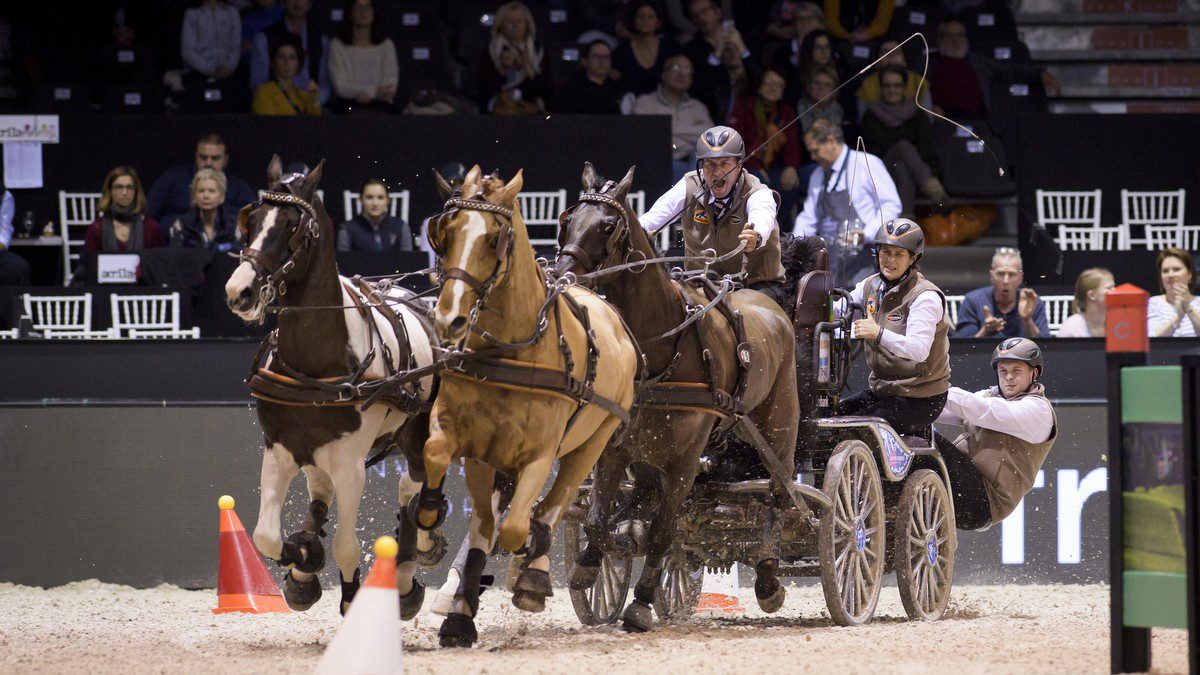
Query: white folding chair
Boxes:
[
  {"xmin": 23, "ymin": 293, "xmax": 112, "ymax": 338},
  {"xmin": 944, "ymin": 295, "xmax": 963, "ymax": 327},
  {"xmin": 110, "ymin": 292, "xmax": 199, "ymax": 338},
  {"xmin": 1036, "ymin": 189, "xmax": 1126, "ymax": 251},
  {"xmin": 0, "ymin": 328, "xmax": 18, "ymax": 339},
  {"xmin": 58, "ymin": 192, "xmax": 101, "ymax": 285},
  {"xmin": 127, "ymin": 327, "xmax": 200, "ymax": 339},
  {"xmin": 342, "ymin": 189, "xmax": 411, "ymax": 223},
  {"xmin": 1174, "ymin": 225, "xmax": 1200, "ymax": 250},
  {"xmin": 516, "ymin": 190, "xmax": 568, "ymax": 246},
  {"xmin": 1055, "ymin": 225, "xmax": 1128, "ymax": 251},
  {"xmin": 1122, "ymin": 189, "xmax": 1185, "ymax": 249},
  {"xmin": 1040, "ymin": 295, "xmax": 1073, "ymax": 333}
]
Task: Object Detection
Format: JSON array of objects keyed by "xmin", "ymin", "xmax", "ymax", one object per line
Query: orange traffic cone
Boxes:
[
  {"xmin": 213, "ymin": 495, "xmax": 291, "ymax": 615},
  {"xmin": 316, "ymin": 537, "xmax": 403, "ymax": 675},
  {"xmin": 696, "ymin": 563, "xmax": 744, "ymax": 615}
]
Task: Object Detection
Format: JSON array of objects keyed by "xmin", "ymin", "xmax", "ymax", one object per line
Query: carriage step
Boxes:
[{"xmin": 698, "ymin": 478, "xmax": 833, "ymax": 509}]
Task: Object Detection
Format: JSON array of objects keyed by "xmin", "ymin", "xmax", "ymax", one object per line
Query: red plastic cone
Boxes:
[
  {"xmin": 317, "ymin": 537, "xmax": 403, "ymax": 675},
  {"xmin": 213, "ymin": 495, "xmax": 291, "ymax": 615}
]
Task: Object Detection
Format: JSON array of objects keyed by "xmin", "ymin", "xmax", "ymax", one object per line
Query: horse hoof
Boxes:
[
  {"xmin": 399, "ymin": 579, "xmax": 426, "ymax": 621},
  {"xmin": 511, "ymin": 568, "xmax": 552, "ymax": 613},
  {"xmin": 569, "ymin": 564, "xmax": 600, "ymax": 592},
  {"xmin": 415, "ymin": 529, "xmax": 448, "ymax": 567},
  {"xmin": 621, "ymin": 600, "xmax": 654, "ymax": 633},
  {"xmin": 755, "ymin": 581, "xmax": 786, "ymax": 614},
  {"xmin": 282, "ymin": 530, "xmax": 325, "ymax": 574},
  {"xmin": 283, "ymin": 570, "xmax": 322, "ymax": 611},
  {"xmin": 431, "ymin": 570, "xmax": 460, "ymax": 617},
  {"xmin": 438, "ymin": 613, "xmax": 477, "ymax": 649}
]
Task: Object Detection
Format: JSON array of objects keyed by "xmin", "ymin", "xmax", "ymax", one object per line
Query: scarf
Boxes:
[
  {"xmin": 754, "ymin": 99, "xmax": 786, "ymax": 167},
  {"xmin": 101, "ymin": 213, "xmax": 144, "ymax": 252},
  {"xmin": 868, "ymin": 98, "xmax": 919, "ymax": 128}
]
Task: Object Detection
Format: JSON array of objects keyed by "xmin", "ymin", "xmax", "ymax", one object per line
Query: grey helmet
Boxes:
[
  {"xmin": 695, "ymin": 125, "xmax": 745, "ymax": 160},
  {"xmin": 875, "ymin": 218, "xmax": 925, "ymax": 259},
  {"xmin": 991, "ymin": 337, "xmax": 1044, "ymax": 378}
]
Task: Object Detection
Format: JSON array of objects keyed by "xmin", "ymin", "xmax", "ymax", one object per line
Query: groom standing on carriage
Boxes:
[{"xmin": 639, "ymin": 125, "xmax": 791, "ymax": 309}]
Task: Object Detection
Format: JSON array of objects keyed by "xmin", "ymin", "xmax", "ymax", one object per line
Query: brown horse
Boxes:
[
  {"xmin": 555, "ymin": 163, "xmax": 800, "ymax": 632},
  {"xmin": 410, "ymin": 166, "xmax": 638, "ymax": 648}
]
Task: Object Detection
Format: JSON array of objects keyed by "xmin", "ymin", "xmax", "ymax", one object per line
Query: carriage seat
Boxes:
[{"xmin": 793, "ymin": 248, "xmax": 831, "ymax": 346}]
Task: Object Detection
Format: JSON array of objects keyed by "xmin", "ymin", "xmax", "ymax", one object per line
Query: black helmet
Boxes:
[
  {"xmin": 991, "ymin": 337, "xmax": 1044, "ymax": 378},
  {"xmin": 696, "ymin": 125, "xmax": 745, "ymax": 160},
  {"xmin": 875, "ymin": 218, "xmax": 925, "ymax": 258}
]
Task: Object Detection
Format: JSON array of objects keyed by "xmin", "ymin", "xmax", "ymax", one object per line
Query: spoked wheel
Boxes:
[
  {"xmin": 894, "ymin": 469, "xmax": 956, "ymax": 621},
  {"xmin": 564, "ymin": 494, "xmax": 633, "ymax": 626},
  {"xmin": 653, "ymin": 542, "xmax": 703, "ymax": 621},
  {"xmin": 818, "ymin": 439, "xmax": 886, "ymax": 626}
]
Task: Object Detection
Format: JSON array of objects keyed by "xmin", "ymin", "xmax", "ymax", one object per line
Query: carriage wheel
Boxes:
[
  {"xmin": 564, "ymin": 495, "xmax": 633, "ymax": 626},
  {"xmin": 818, "ymin": 439, "xmax": 886, "ymax": 626},
  {"xmin": 653, "ymin": 542, "xmax": 703, "ymax": 621},
  {"xmin": 894, "ymin": 469, "xmax": 956, "ymax": 621}
]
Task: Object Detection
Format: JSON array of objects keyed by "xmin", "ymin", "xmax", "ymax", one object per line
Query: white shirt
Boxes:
[
  {"xmin": 1055, "ymin": 313, "xmax": 1094, "ymax": 338},
  {"xmin": 937, "ymin": 386, "xmax": 1054, "ymax": 445},
  {"xmin": 640, "ymin": 175, "xmax": 777, "ymax": 244},
  {"xmin": 792, "ymin": 145, "xmax": 901, "ymax": 242},
  {"xmin": 844, "ymin": 276, "xmax": 943, "ymax": 362},
  {"xmin": 1148, "ymin": 294, "xmax": 1200, "ymax": 337}
]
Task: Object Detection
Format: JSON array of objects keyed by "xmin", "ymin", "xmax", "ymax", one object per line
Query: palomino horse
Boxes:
[
  {"xmin": 225, "ymin": 156, "xmax": 440, "ymax": 617},
  {"xmin": 411, "ymin": 166, "xmax": 638, "ymax": 648},
  {"xmin": 555, "ymin": 163, "xmax": 800, "ymax": 632}
]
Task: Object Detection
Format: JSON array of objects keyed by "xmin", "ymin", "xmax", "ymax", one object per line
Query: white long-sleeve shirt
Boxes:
[
  {"xmin": 936, "ymin": 386, "xmax": 1054, "ymax": 445},
  {"xmin": 792, "ymin": 145, "xmax": 901, "ymax": 242},
  {"xmin": 180, "ymin": 4, "xmax": 241, "ymax": 76},
  {"xmin": 844, "ymin": 276, "xmax": 943, "ymax": 362},
  {"xmin": 640, "ymin": 175, "xmax": 777, "ymax": 244}
]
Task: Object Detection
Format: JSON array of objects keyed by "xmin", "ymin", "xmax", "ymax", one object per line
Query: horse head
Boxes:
[
  {"xmin": 427, "ymin": 164, "xmax": 524, "ymax": 344},
  {"xmin": 554, "ymin": 162, "xmax": 636, "ymax": 279},
  {"xmin": 225, "ymin": 154, "xmax": 327, "ymax": 322}
]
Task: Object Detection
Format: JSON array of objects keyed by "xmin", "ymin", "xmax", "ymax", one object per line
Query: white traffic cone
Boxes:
[
  {"xmin": 696, "ymin": 562, "xmax": 744, "ymax": 615},
  {"xmin": 316, "ymin": 537, "xmax": 403, "ymax": 675}
]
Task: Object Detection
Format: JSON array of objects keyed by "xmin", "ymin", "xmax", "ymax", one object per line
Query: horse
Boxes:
[
  {"xmin": 554, "ymin": 163, "xmax": 801, "ymax": 632},
  {"xmin": 409, "ymin": 166, "xmax": 639, "ymax": 648},
  {"xmin": 224, "ymin": 155, "xmax": 442, "ymax": 618}
]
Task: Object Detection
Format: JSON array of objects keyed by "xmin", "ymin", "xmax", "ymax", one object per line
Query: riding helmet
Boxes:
[
  {"xmin": 695, "ymin": 125, "xmax": 746, "ymax": 160},
  {"xmin": 875, "ymin": 218, "xmax": 925, "ymax": 259},
  {"xmin": 990, "ymin": 337, "xmax": 1044, "ymax": 378}
]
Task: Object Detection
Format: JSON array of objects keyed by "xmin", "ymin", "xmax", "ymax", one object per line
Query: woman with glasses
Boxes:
[
  {"xmin": 729, "ymin": 68, "xmax": 802, "ymax": 224},
  {"xmin": 859, "ymin": 66, "xmax": 946, "ymax": 215},
  {"xmin": 85, "ymin": 167, "xmax": 164, "ymax": 253}
]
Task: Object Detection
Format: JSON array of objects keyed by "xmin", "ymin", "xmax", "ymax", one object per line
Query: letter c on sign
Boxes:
[{"xmin": 1114, "ymin": 321, "xmax": 1130, "ymax": 340}]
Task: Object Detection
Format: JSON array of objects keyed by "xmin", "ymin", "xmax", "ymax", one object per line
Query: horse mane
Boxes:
[{"xmin": 780, "ymin": 234, "xmax": 828, "ymax": 302}]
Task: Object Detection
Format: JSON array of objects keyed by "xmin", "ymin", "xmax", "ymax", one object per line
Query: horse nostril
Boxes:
[
  {"xmin": 239, "ymin": 287, "xmax": 252, "ymax": 300},
  {"xmin": 449, "ymin": 316, "xmax": 467, "ymax": 333}
]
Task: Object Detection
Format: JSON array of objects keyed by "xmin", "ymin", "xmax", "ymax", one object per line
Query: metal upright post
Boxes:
[{"xmin": 1182, "ymin": 353, "xmax": 1200, "ymax": 675}]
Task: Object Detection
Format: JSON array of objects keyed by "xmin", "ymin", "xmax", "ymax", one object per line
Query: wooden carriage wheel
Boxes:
[
  {"xmin": 818, "ymin": 439, "xmax": 886, "ymax": 626},
  {"xmin": 564, "ymin": 492, "xmax": 633, "ymax": 626},
  {"xmin": 894, "ymin": 469, "xmax": 956, "ymax": 621},
  {"xmin": 653, "ymin": 541, "xmax": 703, "ymax": 620}
]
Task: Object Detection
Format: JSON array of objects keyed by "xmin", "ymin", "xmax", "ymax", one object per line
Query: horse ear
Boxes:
[
  {"xmin": 434, "ymin": 169, "xmax": 453, "ymax": 201},
  {"xmin": 465, "ymin": 165, "xmax": 482, "ymax": 186},
  {"xmin": 267, "ymin": 155, "xmax": 283, "ymax": 184},
  {"xmin": 301, "ymin": 159, "xmax": 324, "ymax": 198},
  {"xmin": 492, "ymin": 169, "xmax": 523, "ymax": 204},
  {"xmin": 613, "ymin": 165, "xmax": 636, "ymax": 202},
  {"xmin": 581, "ymin": 162, "xmax": 598, "ymax": 193}
]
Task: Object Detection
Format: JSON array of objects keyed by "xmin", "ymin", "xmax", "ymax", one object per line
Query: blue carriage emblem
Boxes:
[
  {"xmin": 877, "ymin": 426, "xmax": 913, "ymax": 475},
  {"xmin": 927, "ymin": 537, "xmax": 938, "ymax": 565}
]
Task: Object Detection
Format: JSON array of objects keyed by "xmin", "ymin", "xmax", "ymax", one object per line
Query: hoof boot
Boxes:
[
  {"xmin": 438, "ymin": 612, "xmax": 477, "ymax": 648},
  {"xmin": 399, "ymin": 579, "xmax": 426, "ymax": 621},
  {"xmin": 621, "ymin": 599, "xmax": 654, "ymax": 633},
  {"xmin": 283, "ymin": 570, "xmax": 322, "ymax": 612}
]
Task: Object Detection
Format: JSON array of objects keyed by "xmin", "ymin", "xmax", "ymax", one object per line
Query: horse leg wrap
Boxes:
[
  {"xmin": 438, "ymin": 612, "xmax": 478, "ymax": 649},
  {"xmin": 339, "ymin": 567, "xmax": 361, "ymax": 616},
  {"xmin": 462, "ymin": 547, "xmax": 487, "ymax": 617},
  {"xmin": 282, "ymin": 569, "xmax": 322, "ymax": 612},
  {"xmin": 407, "ymin": 483, "xmax": 448, "ymax": 531},
  {"xmin": 511, "ymin": 568, "xmax": 553, "ymax": 613},
  {"xmin": 514, "ymin": 520, "xmax": 552, "ymax": 561},
  {"xmin": 280, "ymin": 530, "xmax": 325, "ymax": 574},
  {"xmin": 754, "ymin": 558, "xmax": 786, "ymax": 614},
  {"xmin": 568, "ymin": 545, "xmax": 603, "ymax": 591}
]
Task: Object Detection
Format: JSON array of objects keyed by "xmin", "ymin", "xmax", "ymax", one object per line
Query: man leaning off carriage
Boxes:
[{"xmin": 638, "ymin": 125, "xmax": 790, "ymax": 310}]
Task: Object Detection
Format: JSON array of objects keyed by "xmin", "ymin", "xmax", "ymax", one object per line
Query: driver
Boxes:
[
  {"xmin": 638, "ymin": 125, "xmax": 789, "ymax": 308},
  {"xmin": 935, "ymin": 338, "xmax": 1057, "ymax": 531},
  {"xmin": 837, "ymin": 218, "xmax": 950, "ymax": 436}
]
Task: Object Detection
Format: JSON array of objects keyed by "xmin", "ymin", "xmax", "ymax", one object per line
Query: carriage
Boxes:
[{"xmin": 563, "ymin": 248, "xmax": 958, "ymax": 627}]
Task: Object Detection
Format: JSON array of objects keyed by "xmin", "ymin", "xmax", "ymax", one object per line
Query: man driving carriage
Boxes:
[
  {"xmin": 638, "ymin": 125, "xmax": 790, "ymax": 309},
  {"xmin": 935, "ymin": 338, "xmax": 1058, "ymax": 531}
]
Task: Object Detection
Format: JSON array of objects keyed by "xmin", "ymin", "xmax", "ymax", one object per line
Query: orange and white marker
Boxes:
[
  {"xmin": 696, "ymin": 563, "xmax": 744, "ymax": 615},
  {"xmin": 213, "ymin": 495, "xmax": 290, "ymax": 615},
  {"xmin": 316, "ymin": 536, "xmax": 403, "ymax": 675}
]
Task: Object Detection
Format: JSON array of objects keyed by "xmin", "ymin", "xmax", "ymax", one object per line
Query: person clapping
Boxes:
[{"xmin": 1149, "ymin": 248, "xmax": 1200, "ymax": 338}]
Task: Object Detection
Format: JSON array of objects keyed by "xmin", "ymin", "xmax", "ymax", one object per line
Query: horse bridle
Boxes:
[
  {"xmin": 426, "ymin": 195, "xmax": 517, "ymax": 328},
  {"xmin": 557, "ymin": 189, "xmax": 640, "ymax": 275},
  {"xmin": 235, "ymin": 189, "xmax": 322, "ymax": 305}
]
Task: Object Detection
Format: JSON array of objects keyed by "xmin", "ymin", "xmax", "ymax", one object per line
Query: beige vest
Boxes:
[
  {"xmin": 863, "ymin": 271, "xmax": 951, "ymax": 398},
  {"xmin": 954, "ymin": 384, "xmax": 1058, "ymax": 522},
  {"xmin": 682, "ymin": 170, "xmax": 785, "ymax": 286}
]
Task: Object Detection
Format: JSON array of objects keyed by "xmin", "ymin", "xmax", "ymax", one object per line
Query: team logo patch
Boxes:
[
  {"xmin": 886, "ymin": 312, "xmax": 903, "ymax": 322},
  {"xmin": 693, "ymin": 209, "xmax": 710, "ymax": 224},
  {"xmin": 865, "ymin": 298, "xmax": 877, "ymax": 314},
  {"xmin": 730, "ymin": 215, "xmax": 742, "ymax": 226}
]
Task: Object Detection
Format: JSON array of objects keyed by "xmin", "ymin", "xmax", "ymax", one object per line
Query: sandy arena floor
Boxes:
[{"xmin": 0, "ymin": 581, "xmax": 1188, "ymax": 674}]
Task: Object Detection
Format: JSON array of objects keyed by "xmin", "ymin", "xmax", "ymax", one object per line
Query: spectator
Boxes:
[
  {"xmin": 555, "ymin": 40, "xmax": 625, "ymax": 114},
  {"xmin": 147, "ymin": 133, "xmax": 256, "ymax": 238},
  {"xmin": 854, "ymin": 38, "xmax": 930, "ymax": 120},
  {"xmin": 929, "ymin": 19, "xmax": 989, "ymax": 119},
  {"xmin": 859, "ymin": 66, "xmax": 945, "ymax": 214},
  {"xmin": 241, "ymin": 0, "xmax": 283, "ymax": 59},
  {"xmin": 252, "ymin": 36, "xmax": 321, "ymax": 115},
  {"xmin": 573, "ymin": 0, "xmax": 636, "ymax": 41},
  {"xmin": 612, "ymin": 1, "xmax": 681, "ymax": 96},
  {"xmin": 796, "ymin": 65, "xmax": 843, "ymax": 133},
  {"xmin": 250, "ymin": 0, "xmax": 330, "ymax": 105},
  {"xmin": 169, "ymin": 169, "xmax": 240, "ymax": 253},
  {"xmin": 328, "ymin": 0, "xmax": 399, "ymax": 114},
  {"xmin": 955, "ymin": 248, "xmax": 1050, "ymax": 339},
  {"xmin": 764, "ymin": 2, "xmax": 826, "ymax": 103},
  {"xmin": 1149, "ymin": 248, "xmax": 1200, "ymax": 338},
  {"xmin": 93, "ymin": 10, "xmax": 159, "ymax": 98},
  {"xmin": 824, "ymin": 0, "xmax": 894, "ymax": 43},
  {"xmin": 0, "ymin": 188, "xmax": 30, "ymax": 285},
  {"xmin": 477, "ymin": 1, "xmax": 554, "ymax": 115},
  {"xmin": 85, "ymin": 167, "xmax": 164, "ymax": 253},
  {"xmin": 764, "ymin": 0, "xmax": 825, "ymax": 43},
  {"xmin": 681, "ymin": 0, "xmax": 758, "ymax": 124},
  {"xmin": 793, "ymin": 29, "xmax": 844, "ymax": 108},
  {"xmin": 728, "ymin": 69, "xmax": 802, "ymax": 224},
  {"xmin": 793, "ymin": 119, "xmax": 900, "ymax": 283},
  {"xmin": 181, "ymin": 0, "xmax": 242, "ymax": 106},
  {"xmin": 337, "ymin": 179, "xmax": 413, "ymax": 253},
  {"xmin": 1056, "ymin": 267, "xmax": 1113, "ymax": 338},
  {"xmin": 632, "ymin": 54, "xmax": 715, "ymax": 181}
]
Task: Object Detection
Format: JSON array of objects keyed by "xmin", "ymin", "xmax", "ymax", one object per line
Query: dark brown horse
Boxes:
[{"xmin": 555, "ymin": 163, "xmax": 800, "ymax": 632}]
